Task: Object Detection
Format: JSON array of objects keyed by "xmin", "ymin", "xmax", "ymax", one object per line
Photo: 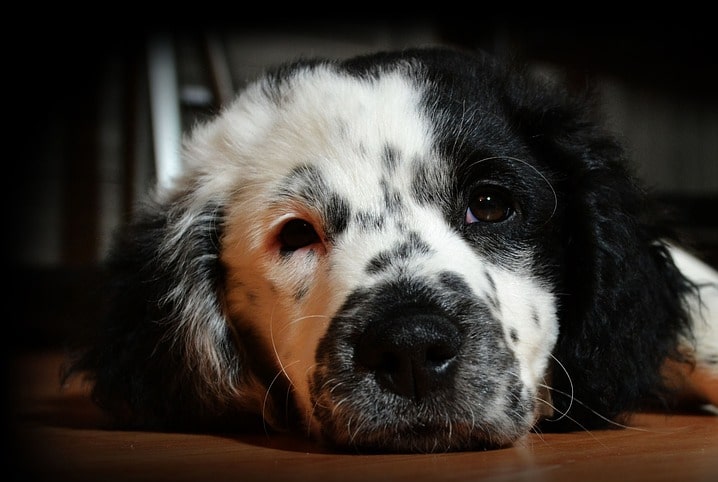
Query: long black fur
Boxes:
[
  {"xmin": 502, "ymin": 75, "xmax": 694, "ymax": 429},
  {"xmin": 66, "ymin": 196, "xmax": 249, "ymax": 431}
]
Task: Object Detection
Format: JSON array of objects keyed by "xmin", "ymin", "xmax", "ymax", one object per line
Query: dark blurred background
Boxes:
[{"xmin": 7, "ymin": 15, "xmax": 718, "ymax": 352}]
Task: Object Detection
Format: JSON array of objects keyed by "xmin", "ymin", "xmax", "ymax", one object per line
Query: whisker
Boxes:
[
  {"xmin": 545, "ymin": 353, "xmax": 574, "ymax": 422},
  {"xmin": 541, "ymin": 385, "xmax": 653, "ymax": 433},
  {"xmin": 348, "ymin": 413, "xmax": 371, "ymax": 447},
  {"xmin": 261, "ymin": 361, "xmax": 299, "ymax": 436},
  {"xmin": 536, "ymin": 352, "xmax": 641, "ymax": 439},
  {"xmin": 535, "ymin": 394, "xmax": 567, "ymax": 423},
  {"xmin": 287, "ymin": 314, "xmax": 332, "ymax": 326},
  {"xmin": 332, "ymin": 394, "xmax": 350, "ymax": 417},
  {"xmin": 266, "ymin": 301, "xmax": 307, "ymax": 434},
  {"xmin": 268, "ymin": 302, "xmax": 305, "ymax": 390},
  {"xmin": 529, "ymin": 419, "xmax": 548, "ymax": 445},
  {"xmin": 275, "ymin": 313, "xmax": 332, "ymax": 335},
  {"xmin": 345, "ymin": 413, "xmax": 355, "ymax": 447},
  {"xmin": 448, "ymin": 99, "xmax": 475, "ymax": 159},
  {"xmin": 532, "ymin": 395, "xmax": 610, "ymax": 448},
  {"xmin": 305, "ymin": 370, "xmax": 342, "ymax": 438}
]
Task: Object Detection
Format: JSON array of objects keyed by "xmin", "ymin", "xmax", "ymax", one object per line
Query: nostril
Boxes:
[
  {"xmin": 360, "ymin": 348, "xmax": 401, "ymax": 376},
  {"xmin": 426, "ymin": 344, "xmax": 456, "ymax": 371},
  {"xmin": 356, "ymin": 312, "xmax": 461, "ymax": 400}
]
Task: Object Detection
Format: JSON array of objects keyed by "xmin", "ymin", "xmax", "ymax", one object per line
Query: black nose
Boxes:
[{"xmin": 356, "ymin": 312, "xmax": 461, "ymax": 400}]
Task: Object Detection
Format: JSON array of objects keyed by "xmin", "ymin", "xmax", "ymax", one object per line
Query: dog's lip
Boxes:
[{"xmin": 309, "ymin": 389, "xmax": 536, "ymax": 452}]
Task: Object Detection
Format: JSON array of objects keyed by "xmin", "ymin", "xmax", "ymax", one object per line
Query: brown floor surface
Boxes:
[{"xmin": 8, "ymin": 351, "xmax": 718, "ymax": 482}]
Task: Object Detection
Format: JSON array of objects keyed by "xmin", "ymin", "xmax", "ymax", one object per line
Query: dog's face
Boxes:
[
  {"xmin": 76, "ymin": 48, "xmax": 694, "ymax": 453},
  {"xmin": 184, "ymin": 53, "xmax": 563, "ymax": 451}
]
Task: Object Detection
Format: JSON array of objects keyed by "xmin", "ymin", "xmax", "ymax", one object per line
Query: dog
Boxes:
[{"xmin": 66, "ymin": 46, "xmax": 718, "ymax": 453}]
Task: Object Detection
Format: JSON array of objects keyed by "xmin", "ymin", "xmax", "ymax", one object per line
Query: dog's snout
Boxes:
[{"xmin": 356, "ymin": 312, "xmax": 461, "ymax": 400}]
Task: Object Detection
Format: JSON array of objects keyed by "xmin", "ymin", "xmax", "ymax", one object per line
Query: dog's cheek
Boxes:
[
  {"xmin": 488, "ymin": 268, "xmax": 559, "ymax": 396},
  {"xmin": 223, "ymin": 230, "xmax": 339, "ymax": 428}
]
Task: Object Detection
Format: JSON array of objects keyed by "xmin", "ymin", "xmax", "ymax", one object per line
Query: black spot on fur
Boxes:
[
  {"xmin": 437, "ymin": 271, "xmax": 470, "ymax": 293},
  {"xmin": 354, "ymin": 211, "xmax": 385, "ymax": 231},
  {"xmin": 483, "ymin": 270, "xmax": 501, "ymax": 312},
  {"xmin": 366, "ymin": 232, "xmax": 433, "ymax": 274},
  {"xmin": 411, "ymin": 160, "xmax": 446, "ymax": 207},
  {"xmin": 394, "ymin": 220, "xmax": 408, "ymax": 234},
  {"xmin": 326, "ymin": 193, "xmax": 351, "ymax": 237},
  {"xmin": 532, "ymin": 310, "xmax": 541, "ymax": 327},
  {"xmin": 294, "ymin": 285, "xmax": 309, "ymax": 301},
  {"xmin": 382, "ymin": 144, "xmax": 400, "ymax": 172},
  {"xmin": 380, "ymin": 178, "xmax": 403, "ymax": 214},
  {"xmin": 485, "ymin": 271, "xmax": 497, "ymax": 295},
  {"xmin": 277, "ymin": 164, "xmax": 351, "ymax": 238},
  {"xmin": 487, "ymin": 293, "xmax": 501, "ymax": 313},
  {"xmin": 510, "ymin": 328, "xmax": 519, "ymax": 343}
]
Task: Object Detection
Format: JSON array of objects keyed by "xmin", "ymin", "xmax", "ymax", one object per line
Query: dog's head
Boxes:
[{"xmin": 70, "ymin": 47, "xmax": 692, "ymax": 452}]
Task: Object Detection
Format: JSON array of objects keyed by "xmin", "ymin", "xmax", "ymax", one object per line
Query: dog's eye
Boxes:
[
  {"xmin": 278, "ymin": 219, "xmax": 321, "ymax": 252},
  {"xmin": 465, "ymin": 188, "xmax": 514, "ymax": 224}
]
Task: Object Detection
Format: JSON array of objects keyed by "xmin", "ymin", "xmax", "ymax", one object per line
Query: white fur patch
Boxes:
[{"xmin": 669, "ymin": 246, "xmax": 718, "ymax": 405}]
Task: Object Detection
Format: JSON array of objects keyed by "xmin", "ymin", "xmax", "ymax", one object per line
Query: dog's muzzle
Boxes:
[{"xmin": 309, "ymin": 274, "xmax": 534, "ymax": 452}]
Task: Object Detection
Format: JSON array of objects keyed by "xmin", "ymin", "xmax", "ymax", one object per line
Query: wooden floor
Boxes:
[{"xmin": 8, "ymin": 351, "xmax": 718, "ymax": 482}]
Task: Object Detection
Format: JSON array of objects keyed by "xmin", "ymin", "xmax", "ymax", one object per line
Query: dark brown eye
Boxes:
[
  {"xmin": 465, "ymin": 188, "xmax": 514, "ymax": 224},
  {"xmin": 278, "ymin": 219, "xmax": 321, "ymax": 252}
]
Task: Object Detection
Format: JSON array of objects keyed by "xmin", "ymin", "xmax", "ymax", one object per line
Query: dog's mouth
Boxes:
[
  {"xmin": 308, "ymin": 383, "xmax": 536, "ymax": 453},
  {"xmin": 305, "ymin": 275, "xmax": 538, "ymax": 453}
]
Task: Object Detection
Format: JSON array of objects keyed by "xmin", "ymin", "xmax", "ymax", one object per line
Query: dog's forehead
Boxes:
[
  {"xmin": 266, "ymin": 63, "xmax": 436, "ymax": 172},
  {"xmin": 215, "ymin": 62, "xmax": 450, "ymax": 214},
  {"xmin": 177, "ymin": 50, "xmax": 524, "ymax": 216}
]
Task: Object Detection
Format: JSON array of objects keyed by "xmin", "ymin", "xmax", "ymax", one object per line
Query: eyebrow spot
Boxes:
[
  {"xmin": 275, "ymin": 164, "xmax": 351, "ymax": 238},
  {"xmin": 382, "ymin": 143, "xmax": 399, "ymax": 172},
  {"xmin": 365, "ymin": 232, "xmax": 432, "ymax": 274}
]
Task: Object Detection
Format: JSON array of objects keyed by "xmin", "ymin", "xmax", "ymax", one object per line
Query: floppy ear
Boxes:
[
  {"xmin": 551, "ymin": 152, "xmax": 694, "ymax": 430},
  {"xmin": 507, "ymin": 74, "xmax": 695, "ymax": 430},
  {"xmin": 65, "ymin": 190, "xmax": 265, "ymax": 431}
]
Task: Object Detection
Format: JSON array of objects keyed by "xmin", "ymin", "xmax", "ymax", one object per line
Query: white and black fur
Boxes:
[{"xmin": 67, "ymin": 47, "xmax": 718, "ymax": 453}]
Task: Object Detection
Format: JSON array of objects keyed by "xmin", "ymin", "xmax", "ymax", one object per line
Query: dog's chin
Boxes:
[
  {"xmin": 303, "ymin": 383, "xmax": 539, "ymax": 453},
  {"xmin": 310, "ymin": 409, "xmax": 536, "ymax": 454}
]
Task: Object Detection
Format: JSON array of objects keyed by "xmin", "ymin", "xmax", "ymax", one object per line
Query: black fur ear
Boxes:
[
  {"xmin": 550, "ymin": 155, "xmax": 694, "ymax": 430},
  {"xmin": 507, "ymin": 74, "xmax": 695, "ymax": 430},
  {"xmin": 64, "ymin": 192, "xmax": 256, "ymax": 431}
]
